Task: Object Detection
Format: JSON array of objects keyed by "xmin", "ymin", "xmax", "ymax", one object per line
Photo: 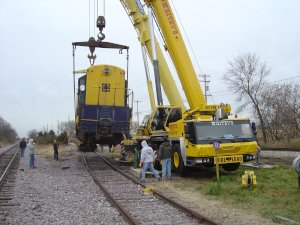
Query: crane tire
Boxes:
[{"xmin": 172, "ymin": 144, "xmax": 186, "ymax": 176}]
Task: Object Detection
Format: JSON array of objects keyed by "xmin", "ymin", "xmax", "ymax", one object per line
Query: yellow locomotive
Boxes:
[{"xmin": 75, "ymin": 64, "xmax": 132, "ymax": 150}]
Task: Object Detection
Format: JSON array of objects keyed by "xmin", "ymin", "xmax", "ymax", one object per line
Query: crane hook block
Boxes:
[
  {"xmin": 88, "ymin": 37, "xmax": 96, "ymax": 54},
  {"xmin": 97, "ymin": 16, "xmax": 106, "ymax": 31}
]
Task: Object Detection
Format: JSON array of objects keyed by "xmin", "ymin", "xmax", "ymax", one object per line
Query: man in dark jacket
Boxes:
[
  {"xmin": 53, "ymin": 140, "xmax": 59, "ymax": 160},
  {"xmin": 158, "ymin": 137, "xmax": 172, "ymax": 180},
  {"xmin": 19, "ymin": 138, "xmax": 27, "ymax": 157}
]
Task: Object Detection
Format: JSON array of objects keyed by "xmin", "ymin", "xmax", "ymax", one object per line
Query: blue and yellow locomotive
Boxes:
[{"xmin": 76, "ymin": 64, "xmax": 132, "ymax": 150}]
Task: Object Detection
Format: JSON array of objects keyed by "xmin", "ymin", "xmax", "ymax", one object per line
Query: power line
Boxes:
[
  {"xmin": 210, "ymin": 75, "xmax": 300, "ymax": 95},
  {"xmin": 269, "ymin": 75, "xmax": 300, "ymax": 83},
  {"xmin": 170, "ymin": 0, "xmax": 203, "ymax": 75},
  {"xmin": 264, "ymin": 50, "xmax": 300, "ymax": 62}
]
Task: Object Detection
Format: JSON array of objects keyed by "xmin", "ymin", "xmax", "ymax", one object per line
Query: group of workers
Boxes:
[
  {"xmin": 118, "ymin": 138, "xmax": 172, "ymax": 183},
  {"xmin": 21, "ymin": 136, "xmax": 172, "ymax": 183},
  {"xmin": 139, "ymin": 138, "xmax": 172, "ymax": 183},
  {"xmin": 19, "ymin": 138, "xmax": 60, "ymax": 168}
]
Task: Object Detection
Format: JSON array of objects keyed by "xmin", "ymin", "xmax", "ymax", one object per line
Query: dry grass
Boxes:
[
  {"xmin": 35, "ymin": 144, "xmax": 75, "ymax": 160},
  {"xmin": 0, "ymin": 141, "xmax": 9, "ymax": 147},
  {"xmin": 152, "ymin": 165, "xmax": 300, "ymax": 224},
  {"xmin": 261, "ymin": 138, "xmax": 300, "ymax": 149}
]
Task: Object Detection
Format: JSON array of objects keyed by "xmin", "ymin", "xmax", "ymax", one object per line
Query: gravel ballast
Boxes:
[{"xmin": 6, "ymin": 145, "xmax": 126, "ymax": 225}]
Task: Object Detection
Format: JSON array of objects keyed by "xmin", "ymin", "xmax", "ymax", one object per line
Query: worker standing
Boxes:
[
  {"xmin": 28, "ymin": 139, "xmax": 35, "ymax": 168},
  {"xmin": 158, "ymin": 137, "xmax": 172, "ymax": 180},
  {"xmin": 139, "ymin": 140, "xmax": 161, "ymax": 183},
  {"xmin": 53, "ymin": 140, "xmax": 59, "ymax": 160},
  {"xmin": 19, "ymin": 138, "xmax": 27, "ymax": 157}
]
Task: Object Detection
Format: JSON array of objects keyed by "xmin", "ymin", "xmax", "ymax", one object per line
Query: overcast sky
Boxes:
[{"xmin": 1, "ymin": 0, "xmax": 300, "ymax": 138}]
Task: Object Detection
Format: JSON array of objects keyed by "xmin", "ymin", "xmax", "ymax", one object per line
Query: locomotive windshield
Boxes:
[{"xmin": 194, "ymin": 120, "xmax": 255, "ymax": 143}]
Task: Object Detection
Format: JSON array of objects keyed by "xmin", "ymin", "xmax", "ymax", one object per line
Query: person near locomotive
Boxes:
[
  {"xmin": 139, "ymin": 140, "xmax": 161, "ymax": 183},
  {"xmin": 158, "ymin": 137, "xmax": 172, "ymax": 180},
  {"xmin": 119, "ymin": 142, "xmax": 126, "ymax": 161},
  {"xmin": 19, "ymin": 138, "xmax": 27, "ymax": 157},
  {"xmin": 28, "ymin": 139, "xmax": 35, "ymax": 168},
  {"xmin": 53, "ymin": 140, "xmax": 59, "ymax": 160}
]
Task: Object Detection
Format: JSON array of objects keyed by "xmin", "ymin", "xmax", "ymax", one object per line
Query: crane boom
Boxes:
[
  {"xmin": 120, "ymin": 0, "xmax": 185, "ymax": 110},
  {"xmin": 145, "ymin": 0, "xmax": 206, "ymax": 109}
]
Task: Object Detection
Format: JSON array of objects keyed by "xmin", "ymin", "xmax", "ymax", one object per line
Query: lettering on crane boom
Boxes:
[
  {"xmin": 161, "ymin": 0, "xmax": 179, "ymax": 36},
  {"xmin": 135, "ymin": 0, "xmax": 145, "ymax": 15},
  {"xmin": 211, "ymin": 121, "xmax": 234, "ymax": 126}
]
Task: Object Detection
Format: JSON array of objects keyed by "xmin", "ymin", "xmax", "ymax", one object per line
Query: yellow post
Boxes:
[
  {"xmin": 215, "ymin": 149, "xmax": 220, "ymax": 186},
  {"xmin": 213, "ymin": 141, "xmax": 220, "ymax": 186}
]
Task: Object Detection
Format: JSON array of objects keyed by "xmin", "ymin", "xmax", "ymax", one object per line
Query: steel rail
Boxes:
[
  {"xmin": 94, "ymin": 151, "xmax": 220, "ymax": 225},
  {"xmin": 81, "ymin": 151, "xmax": 141, "ymax": 225},
  {"xmin": 0, "ymin": 145, "xmax": 19, "ymax": 187}
]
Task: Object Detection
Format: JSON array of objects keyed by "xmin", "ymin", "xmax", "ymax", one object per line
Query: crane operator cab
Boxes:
[{"xmin": 148, "ymin": 106, "xmax": 182, "ymax": 133}]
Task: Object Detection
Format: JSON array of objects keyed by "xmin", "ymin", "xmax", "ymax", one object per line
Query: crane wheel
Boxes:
[{"xmin": 172, "ymin": 144, "xmax": 186, "ymax": 176}]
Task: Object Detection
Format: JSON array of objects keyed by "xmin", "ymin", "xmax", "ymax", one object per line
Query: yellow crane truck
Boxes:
[{"xmin": 121, "ymin": 0, "xmax": 258, "ymax": 174}]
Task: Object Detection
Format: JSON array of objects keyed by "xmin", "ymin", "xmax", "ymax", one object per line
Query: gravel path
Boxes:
[{"xmin": 6, "ymin": 144, "xmax": 126, "ymax": 225}]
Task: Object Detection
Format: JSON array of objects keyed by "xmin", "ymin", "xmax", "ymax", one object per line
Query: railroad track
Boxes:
[
  {"xmin": 0, "ymin": 144, "xmax": 20, "ymax": 223},
  {"xmin": 82, "ymin": 151, "xmax": 219, "ymax": 225}
]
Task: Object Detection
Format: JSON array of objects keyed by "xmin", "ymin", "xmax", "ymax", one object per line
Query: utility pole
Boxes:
[
  {"xmin": 199, "ymin": 74, "xmax": 211, "ymax": 103},
  {"xmin": 134, "ymin": 100, "xmax": 142, "ymax": 125},
  {"xmin": 57, "ymin": 119, "xmax": 60, "ymax": 136}
]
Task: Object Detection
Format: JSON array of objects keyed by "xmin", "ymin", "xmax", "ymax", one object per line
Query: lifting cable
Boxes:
[
  {"xmin": 94, "ymin": 0, "xmax": 96, "ymax": 37},
  {"xmin": 89, "ymin": 0, "xmax": 91, "ymax": 37},
  {"xmin": 102, "ymin": 0, "xmax": 105, "ymax": 18},
  {"xmin": 72, "ymin": 46, "xmax": 76, "ymax": 112},
  {"xmin": 170, "ymin": 0, "xmax": 204, "ymax": 75},
  {"xmin": 89, "ymin": 0, "xmax": 105, "ymax": 38}
]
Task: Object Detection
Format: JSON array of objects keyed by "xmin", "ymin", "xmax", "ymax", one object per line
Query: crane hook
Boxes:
[
  {"xmin": 96, "ymin": 16, "xmax": 106, "ymax": 41},
  {"xmin": 97, "ymin": 31, "xmax": 106, "ymax": 42}
]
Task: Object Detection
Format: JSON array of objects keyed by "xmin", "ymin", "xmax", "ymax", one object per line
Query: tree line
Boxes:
[
  {"xmin": 27, "ymin": 120, "xmax": 75, "ymax": 145},
  {"xmin": 224, "ymin": 53, "xmax": 300, "ymax": 143},
  {"xmin": 0, "ymin": 116, "xmax": 17, "ymax": 143}
]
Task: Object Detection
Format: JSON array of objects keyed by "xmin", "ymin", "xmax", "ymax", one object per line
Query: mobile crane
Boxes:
[{"xmin": 122, "ymin": 0, "xmax": 258, "ymax": 174}]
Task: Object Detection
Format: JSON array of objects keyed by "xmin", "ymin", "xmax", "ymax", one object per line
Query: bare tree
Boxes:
[
  {"xmin": 59, "ymin": 120, "xmax": 75, "ymax": 137},
  {"xmin": 262, "ymin": 83, "xmax": 300, "ymax": 141},
  {"xmin": 27, "ymin": 129, "xmax": 38, "ymax": 140},
  {"xmin": 223, "ymin": 53, "xmax": 270, "ymax": 142}
]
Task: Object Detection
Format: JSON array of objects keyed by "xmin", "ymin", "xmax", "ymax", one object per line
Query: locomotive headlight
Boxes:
[
  {"xmin": 80, "ymin": 85, "xmax": 85, "ymax": 91},
  {"xmin": 103, "ymin": 67, "xmax": 110, "ymax": 75}
]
